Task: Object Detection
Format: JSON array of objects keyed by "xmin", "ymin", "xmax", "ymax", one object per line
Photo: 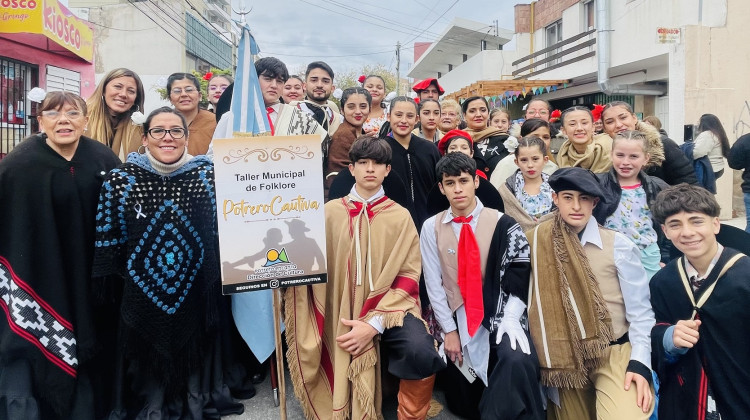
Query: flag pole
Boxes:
[{"xmin": 272, "ymin": 286, "xmax": 287, "ymax": 419}]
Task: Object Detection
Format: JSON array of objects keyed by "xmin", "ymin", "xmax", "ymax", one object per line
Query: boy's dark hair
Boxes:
[
  {"xmin": 349, "ymin": 136, "xmax": 392, "ymax": 165},
  {"xmin": 256, "ymin": 57, "xmax": 289, "ymax": 82},
  {"xmin": 305, "ymin": 61, "xmax": 334, "ymax": 80},
  {"xmin": 436, "ymin": 152, "xmax": 477, "ymax": 182},
  {"xmin": 652, "ymin": 183, "xmax": 721, "ymax": 224}
]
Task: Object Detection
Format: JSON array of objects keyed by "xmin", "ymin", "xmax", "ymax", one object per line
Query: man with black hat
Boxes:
[
  {"xmin": 526, "ymin": 167, "xmax": 655, "ymax": 419},
  {"xmin": 412, "ymin": 78, "xmax": 444, "ymax": 102}
]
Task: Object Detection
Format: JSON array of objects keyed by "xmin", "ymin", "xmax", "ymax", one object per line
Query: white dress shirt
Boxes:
[
  {"xmin": 420, "ymin": 198, "xmax": 506, "ymax": 385},
  {"xmin": 579, "ymin": 216, "xmax": 655, "ymax": 370}
]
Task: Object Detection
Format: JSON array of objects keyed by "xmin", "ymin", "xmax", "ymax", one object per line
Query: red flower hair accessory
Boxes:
[
  {"xmin": 549, "ymin": 109, "xmax": 561, "ymax": 122},
  {"xmin": 203, "ymin": 72, "xmax": 213, "ymax": 81},
  {"xmin": 358, "ymin": 75, "xmax": 366, "ymax": 84},
  {"xmin": 592, "ymin": 104, "xmax": 605, "ymax": 122}
]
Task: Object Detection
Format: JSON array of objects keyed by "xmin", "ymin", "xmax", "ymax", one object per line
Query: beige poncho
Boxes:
[{"xmin": 285, "ymin": 196, "xmax": 424, "ymax": 420}]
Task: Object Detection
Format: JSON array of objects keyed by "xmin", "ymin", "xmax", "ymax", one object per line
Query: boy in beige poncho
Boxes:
[{"xmin": 285, "ymin": 137, "xmax": 445, "ymax": 420}]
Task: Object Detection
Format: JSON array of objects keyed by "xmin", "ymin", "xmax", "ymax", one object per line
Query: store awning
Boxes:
[
  {"xmin": 1, "ymin": 0, "xmax": 93, "ymax": 62},
  {"xmin": 444, "ymin": 79, "xmax": 570, "ymax": 103}
]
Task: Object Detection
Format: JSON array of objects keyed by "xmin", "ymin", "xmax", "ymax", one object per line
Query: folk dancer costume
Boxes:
[
  {"xmin": 92, "ymin": 152, "xmax": 245, "ymax": 418},
  {"xmin": 186, "ymin": 108, "xmax": 218, "ymax": 156},
  {"xmin": 527, "ymin": 188, "xmax": 655, "ymax": 417},
  {"xmin": 0, "ymin": 134, "xmax": 120, "ymax": 419},
  {"xmin": 326, "ymin": 119, "xmax": 364, "ymax": 189},
  {"xmin": 556, "ymin": 133, "xmax": 613, "ymax": 173},
  {"xmin": 651, "ymin": 246, "xmax": 750, "ymax": 419},
  {"xmin": 285, "ymin": 186, "xmax": 444, "ymax": 420},
  {"xmin": 465, "ymin": 126, "xmax": 510, "ymax": 178},
  {"xmin": 384, "ymin": 134, "xmax": 441, "ymax": 231},
  {"xmin": 421, "ymin": 198, "xmax": 545, "ymax": 420},
  {"xmin": 294, "ymin": 99, "xmax": 343, "ymax": 136},
  {"xmin": 497, "ymin": 170, "xmax": 556, "ymax": 232}
]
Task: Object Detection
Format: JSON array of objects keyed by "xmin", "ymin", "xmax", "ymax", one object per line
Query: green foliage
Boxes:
[{"xmin": 156, "ymin": 67, "xmax": 233, "ymax": 108}]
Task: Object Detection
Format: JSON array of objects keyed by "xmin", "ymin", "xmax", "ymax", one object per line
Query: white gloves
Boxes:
[{"xmin": 495, "ymin": 294, "xmax": 531, "ymax": 355}]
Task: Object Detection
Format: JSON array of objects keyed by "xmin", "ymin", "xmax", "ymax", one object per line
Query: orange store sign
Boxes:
[{"xmin": 1, "ymin": 0, "xmax": 93, "ymax": 62}]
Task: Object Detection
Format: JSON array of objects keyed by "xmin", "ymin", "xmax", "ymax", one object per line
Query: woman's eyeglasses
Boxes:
[
  {"xmin": 41, "ymin": 110, "xmax": 84, "ymax": 120},
  {"xmin": 170, "ymin": 87, "xmax": 198, "ymax": 95},
  {"xmin": 148, "ymin": 128, "xmax": 186, "ymax": 139}
]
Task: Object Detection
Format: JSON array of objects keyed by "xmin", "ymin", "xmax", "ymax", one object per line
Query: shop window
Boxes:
[{"xmin": 0, "ymin": 58, "xmax": 38, "ymax": 160}]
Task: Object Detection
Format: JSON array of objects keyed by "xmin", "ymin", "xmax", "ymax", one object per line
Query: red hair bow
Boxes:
[{"xmin": 203, "ymin": 72, "xmax": 213, "ymax": 81}]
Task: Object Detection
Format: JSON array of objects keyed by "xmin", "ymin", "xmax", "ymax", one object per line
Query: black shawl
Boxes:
[
  {"xmin": 384, "ymin": 134, "xmax": 441, "ymax": 230},
  {"xmin": 92, "ymin": 154, "xmax": 220, "ymax": 393},
  {"xmin": 0, "ymin": 134, "xmax": 120, "ymax": 416}
]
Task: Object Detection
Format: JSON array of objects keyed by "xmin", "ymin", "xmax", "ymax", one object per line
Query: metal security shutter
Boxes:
[{"xmin": 46, "ymin": 65, "xmax": 81, "ymax": 94}]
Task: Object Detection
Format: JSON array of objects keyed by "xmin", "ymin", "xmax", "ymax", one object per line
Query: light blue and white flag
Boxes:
[
  {"xmin": 230, "ymin": 23, "xmax": 281, "ymax": 363},
  {"xmin": 230, "ymin": 23, "xmax": 271, "ymax": 135}
]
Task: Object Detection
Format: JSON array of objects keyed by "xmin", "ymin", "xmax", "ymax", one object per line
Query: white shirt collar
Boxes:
[
  {"xmin": 348, "ymin": 185, "xmax": 385, "ymax": 203},
  {"xmin": 685, "ymin": 243, "xmax": 724, "ymax": 279},
  {"xmin": 441, "ymin": 197, "xmax": 484, "ymax": 224},
  {"xmin": 579, "ymin": 215, "xmax": 603, "ymax": 249}
]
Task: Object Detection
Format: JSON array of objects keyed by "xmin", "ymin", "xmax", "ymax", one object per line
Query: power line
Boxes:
[
  {"xmin": 88, "ymin": 20, "xmax": 156, "ymax": 31},
  {"xmin": 127, "ymin": 0, "xmax": 229, "ymax": 68},
  {"xmin": 184, "ymin": 0, "xmax": 236, "ymax": 46},
  {"xmin": 260, "ymin": 49, "xmax": 394, "ymax": 58},
  {"xmin": 404, "ymin": 0, "xmax": 459, "ymax": 45}
]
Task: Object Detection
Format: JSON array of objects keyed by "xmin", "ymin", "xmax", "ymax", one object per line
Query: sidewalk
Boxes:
[
  {"xmin": 227, "ymin": 369, "xmax": 456, "ymax": 419},
  {"xmin": 229, "ymin": 216, "xmax": 748, "ymax": 420}
]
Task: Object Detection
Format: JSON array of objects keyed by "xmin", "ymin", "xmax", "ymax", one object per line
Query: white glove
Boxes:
[{"xmin": 495, "ymin": 294, "xmax": 531, "ymax": 355}]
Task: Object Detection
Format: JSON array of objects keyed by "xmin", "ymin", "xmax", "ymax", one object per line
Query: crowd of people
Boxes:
[{"xmin": 0, "ymin": 55, "xmax": 748, "ymax": 420}]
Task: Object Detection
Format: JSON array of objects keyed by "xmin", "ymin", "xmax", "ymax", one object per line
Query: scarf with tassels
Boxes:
[
  {"xmin": 285, "ymin": 195, "xmax": 424, "ymax": 420},
  {"xmin": 526, "ymin": 213, "xmax": 614, "ymax": 388}
]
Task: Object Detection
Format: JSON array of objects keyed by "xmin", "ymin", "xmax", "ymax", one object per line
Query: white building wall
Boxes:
[{"xmin": 439, "ymin": 50, "xmax": 518, "ymax": 95}]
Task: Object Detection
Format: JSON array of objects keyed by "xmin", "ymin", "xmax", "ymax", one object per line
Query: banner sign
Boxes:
[
  {"xmin": 0, "ymin": 0, "xmax": 94, "ymax": 62},
  {"xmin": 213, "ymin": 134, "xmax": 327, "ymax": 294}
]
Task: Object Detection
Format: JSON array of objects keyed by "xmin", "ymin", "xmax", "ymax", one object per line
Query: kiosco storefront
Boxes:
[{"xmin": 0, "ymin": 0, "xmax": 94, "ymax": 157}]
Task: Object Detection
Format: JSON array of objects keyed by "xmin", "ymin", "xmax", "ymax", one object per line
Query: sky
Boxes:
[{"xmin": 233, "ymin": 0, "xmax": 532, "ymax": 78}]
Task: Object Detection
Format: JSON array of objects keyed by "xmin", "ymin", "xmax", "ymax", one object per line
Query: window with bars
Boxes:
[{"xmin": 0, "ymin": 58, "xmax": 38, "ymax": 160}]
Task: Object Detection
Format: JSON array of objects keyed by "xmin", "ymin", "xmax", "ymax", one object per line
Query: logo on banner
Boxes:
[{"xmin": 263, "ymin": 248, "xmax": 290, "ymax": 267}]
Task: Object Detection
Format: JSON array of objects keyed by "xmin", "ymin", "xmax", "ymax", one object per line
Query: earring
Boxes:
[{"xmin": 137, "ymin": 145, "xmax": 146, "ymax": 154}]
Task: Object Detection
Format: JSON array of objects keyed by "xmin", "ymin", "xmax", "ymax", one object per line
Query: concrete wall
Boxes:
[
  {"xmin": 676, "ymin": 0, "xmax": 745, "ymax": 218},
  {"xmin": 78, "ymin": 3, "xmax": 186, "ymax": 112},
  {"xmin": 439, "ymin": 50, "xmax": 518, "ymax": 95}
]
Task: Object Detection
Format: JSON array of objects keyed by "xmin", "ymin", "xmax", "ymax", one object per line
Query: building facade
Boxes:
[
  {"xmin": 68, "ymin": 0, "xmax": 237, "ymax": 112},
  {"xmin": 0, "ymin": 0, "xmax": 95, "ymax": 157}
]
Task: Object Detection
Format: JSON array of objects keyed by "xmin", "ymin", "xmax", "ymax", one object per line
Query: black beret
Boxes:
[{"xmin": 548, "ymin": 167, "xmax": 606, "ymax": 201}]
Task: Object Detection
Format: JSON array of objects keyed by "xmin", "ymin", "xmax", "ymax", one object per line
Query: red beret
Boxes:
[
  {"xmin": 437, "ymin": 129, "xmax": 473, "ymax": 155},
  {"xmin": 412, "ymin": 78, "xmax": 445, "ymax": 95}
]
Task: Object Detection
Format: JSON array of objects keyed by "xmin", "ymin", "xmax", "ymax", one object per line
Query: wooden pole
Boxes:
[{"xmin": 272, "ymin": 287, "xmax": 287, "ymax": 420}]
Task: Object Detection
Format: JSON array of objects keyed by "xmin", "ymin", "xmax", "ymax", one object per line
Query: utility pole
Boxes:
[{"xmin": 395, "ymin": 41, "xmax": 401, "ymax": 95}]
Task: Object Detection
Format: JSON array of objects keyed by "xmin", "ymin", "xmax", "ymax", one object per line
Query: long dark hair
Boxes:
[{"xmin": 697, "ymin": 114, "xmax": 730, "ymax": 158}]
